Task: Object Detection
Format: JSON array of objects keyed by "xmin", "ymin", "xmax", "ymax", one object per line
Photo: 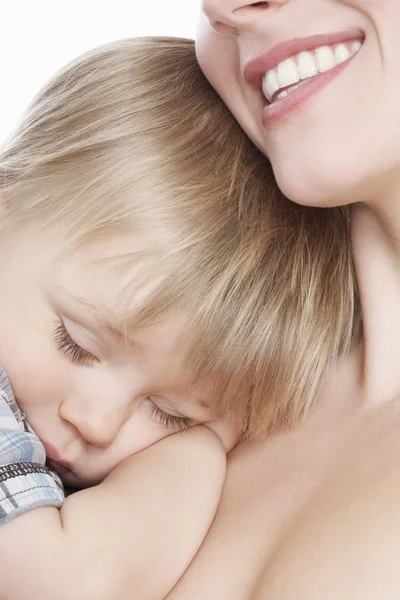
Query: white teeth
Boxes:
[
  {"xmin": 334, "ymin": 43, "xmax": 350, "ymax": 65},
  {"xmin": 261, "ymin": 39, "xmax": 363, "ymax": 103},
  {"xmin": 276, "ymin": 58, "xmax": 300, "ymax": 89},
  {"xmin": 276, "ymin": 90, "xmax": 288, "ymax": 101},
  {"xmin": 298, "ymin": 51, "xmax": 318, "ymax": 80},
  {"xmin": 282, "ymin": 80, "xmax": 308, "ymax": 98},
  {"xmin": 262, "ymin": 69, "xmax": 279, "ymax": 101},
  {"xmin": 316, "ymin": 46, "xmax": 336, "ymax": 72}
]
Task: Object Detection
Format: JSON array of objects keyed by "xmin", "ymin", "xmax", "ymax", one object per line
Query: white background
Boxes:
[{"xmin": 0, "ymin": 1, "xmax": 200, "ymax": 145}]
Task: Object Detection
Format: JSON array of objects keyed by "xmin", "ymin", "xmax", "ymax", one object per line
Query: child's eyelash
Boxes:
[
  {"xmin": 148, "ymin": 401, "xmax": 194, "ymax": 432},
  {"xmin": 53, "ymin": 320, "xmax": 98, "ymax": 366}
]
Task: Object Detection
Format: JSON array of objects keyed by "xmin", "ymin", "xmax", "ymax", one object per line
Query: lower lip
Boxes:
[
  {"xmin": 47, "ymin": 459, "xmax": 72, "ymax": 476},
  {"xmin": 262, "ymin": 54, "xmax": 357, "ymax": 127}
]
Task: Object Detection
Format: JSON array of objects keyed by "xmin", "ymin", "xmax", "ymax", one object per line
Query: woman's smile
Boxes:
[
  {"xmin": 197, "ymin": 0, "xmax": 400, "ymax": 209},
  {"xmin": 243, "ymin": 31, "xmax": 363, "ymax": 125}
]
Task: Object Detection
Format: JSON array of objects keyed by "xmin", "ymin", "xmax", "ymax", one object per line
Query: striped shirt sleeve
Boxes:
[{"xmin": 0, "ymin": 366, "xmax": 64, "ymax": 526}]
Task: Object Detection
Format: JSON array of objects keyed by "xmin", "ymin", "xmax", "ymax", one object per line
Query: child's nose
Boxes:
[
  {"xmin": 60, "ymin": 394, "xmax": 132, "ymax": 449},
  {"xmin": 71, "ymin": 412, "xmax": 123, "ymax": 448}
]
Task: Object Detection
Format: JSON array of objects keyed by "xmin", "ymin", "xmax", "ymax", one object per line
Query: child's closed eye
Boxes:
[
  {"xmin": 147, "ymin": 400, "xmax": 194, "ymax": 432},
  {"xmin": 53, "ymin": 319, "xmax": 99, "ymax": 366}
]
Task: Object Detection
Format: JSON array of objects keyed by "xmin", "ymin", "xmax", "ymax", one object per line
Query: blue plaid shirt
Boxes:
[{"xmin": 0, "ymin": 366, "xmax": 64, "ymax": 526}]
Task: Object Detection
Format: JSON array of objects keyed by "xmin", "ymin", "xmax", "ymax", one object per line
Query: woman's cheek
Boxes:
[{"xmin": 196, "ymin": 16, "xmax": 238, "ymax": 98}]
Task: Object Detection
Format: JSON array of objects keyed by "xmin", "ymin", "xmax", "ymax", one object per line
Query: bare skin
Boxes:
[
  {"xmin": 168, "ymin": 275, "xmax": 400, "ymax": 599},
  {"xmin": 165, "ymin": 184, "xmax": 400, "ymax": 600},
  {"xmin": 166, "ymin": 346, "xmax": 365, "ymax": 599},
  {"xmin": 5, "ymin": 2, "xmax": 398, "ymax": 596},
  {"xmin": 163, "ymin": 2, "xmax": 400, "ymax": 597},
  {"xmin": 1, "ymin": 426, "xmax": 226, "ymax": 600}
]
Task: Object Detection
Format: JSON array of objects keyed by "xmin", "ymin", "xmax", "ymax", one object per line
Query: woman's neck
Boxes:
[{"xmin": 352, "ymin": 200, "xmax": 400, "ymax": 403}]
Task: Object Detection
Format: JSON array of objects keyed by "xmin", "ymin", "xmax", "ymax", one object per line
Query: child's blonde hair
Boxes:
[{"xmin": 0, "ymin": 37, "xmax": 359, "ymax": 438}]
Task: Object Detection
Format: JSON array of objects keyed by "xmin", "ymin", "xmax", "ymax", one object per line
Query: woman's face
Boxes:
[{"xmin": 197, "ymin": 1, "xmax": 400, "ymax": 207}]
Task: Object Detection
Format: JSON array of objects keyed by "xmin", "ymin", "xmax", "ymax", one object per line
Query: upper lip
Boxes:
[
  {"xmin": 243, "ymin": 30, "xmax": 364, "ymax": 89},
  {"xmin": 42, "ymin": 440, "xmax": 73, "ymax": 470}
]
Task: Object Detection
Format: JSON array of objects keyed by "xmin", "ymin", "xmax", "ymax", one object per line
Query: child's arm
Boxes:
[{"xmin": 0, "ymin": 425, "xmax": 226, "ymax": 600}]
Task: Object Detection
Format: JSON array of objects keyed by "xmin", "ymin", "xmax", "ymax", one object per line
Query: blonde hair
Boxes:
[{"xmin": 0, "ymin": 37, "xmax": 360, "ymax": 438}]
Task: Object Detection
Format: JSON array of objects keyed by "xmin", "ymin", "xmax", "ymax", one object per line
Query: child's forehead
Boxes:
[
  {"xmin": 54, "ymin": 234, "xmax": 164, "ymax": 310},
  {"xmin": 53, "ymin": 269, "xmax": 197, "ymax": 373},
  {"xmin": 53, "ymin": 279, "xmax": 187, "ymax": 350}
]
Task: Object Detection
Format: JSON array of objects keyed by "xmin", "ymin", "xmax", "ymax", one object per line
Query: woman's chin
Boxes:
[{"xmin": 272, "ymin": 162, "xmax": 360, "ymax": 209}]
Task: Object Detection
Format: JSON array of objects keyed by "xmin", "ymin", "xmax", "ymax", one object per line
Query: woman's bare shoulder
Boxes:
[
  {"xmin": 169, "ymin": 398, "xmax": 400, "ymax": 600},
  {"xmin": 253, "ymin": 398, "xmax": 400, "ymax": 599}
]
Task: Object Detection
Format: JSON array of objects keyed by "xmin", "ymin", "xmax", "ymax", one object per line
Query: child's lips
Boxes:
[
  {"xmin": 47, "ymin": 458, "xmax": 72, "ymax": 476},
  {"xmin": 42, "ymin": 440, "xmax": 73, "ymax": 473}
]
